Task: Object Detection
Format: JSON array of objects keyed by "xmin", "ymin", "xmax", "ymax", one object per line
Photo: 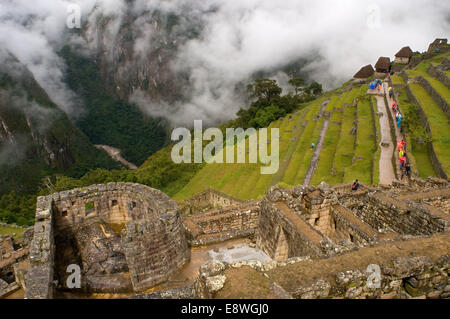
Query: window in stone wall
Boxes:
[
  {"xmin": 71, "ymin": 201, "xmax": 76, "ymax": 206},
  {"xmin": 349, "ymin": 234, "xmax": 354, "ymax": 243},
  {"xmin": 111, "ymin": 199, "xmax": 118, "ymax": 207},
  {"xmin": 61, "ymin": 210, "xmax": 68, "ymax": 217},
  {"xmin": 314, "ymin": 217, "xmax": 320, "ymax": 226},
  {"xmin": 85, "ymin": 202, "xmax": 95, "ymax": 215}
]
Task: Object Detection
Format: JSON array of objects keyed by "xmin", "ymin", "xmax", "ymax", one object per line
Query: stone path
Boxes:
[
  {"xmin": 384, "ymin": 82, "xmax": 405, "ymax": 178},
  {"xmin": 374, "ymin": 94, "xmax": 395, "ymax": 185},
  {"xmin": 303, "ymin": 100, "xmax": 330, "ymax": 186}
]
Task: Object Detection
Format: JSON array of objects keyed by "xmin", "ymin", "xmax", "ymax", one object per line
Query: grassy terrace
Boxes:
[
  {"xmin": 343, "ymin": 97, "xmax": 377, "ymax": 184},
  {"xmin": 174, "ymin": 98, "xmax": 327, "ymax": 200},
  {"xmin": 406, "ymin": 53, "xmax": 450, "ymax": 106},
  {"xmin": 0, "ymin": 225, "xmax": 26, "ymax": 239},
  {"xmin": 371, "ymin": 96, "xmax": 381, "ymax": 185},
  {"xmin": 327, "ymin": 87, "xmax": 366, "ymax": 185},
  {"xmin": 408, "ymin": 83, "xmax": 450, "ymax": 175},
  {"xmin": 280, "ymin": 98, "xmax": 326, "ymax": 187},
  {"xmin": 391, "ymin": 75, "xmax": 405, "ymax": 85},
  {"xmin": 310, "ymin": 92, "xmax": 348, "ymax": 185},
  {"xmin": 394, "ymin": 87, "xmax": 436, "ymax": 178}
]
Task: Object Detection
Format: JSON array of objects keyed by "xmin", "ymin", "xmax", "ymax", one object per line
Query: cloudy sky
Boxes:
[{"xmin": 1, "ymin": 0, "xmax": 449, "ymax": 125}]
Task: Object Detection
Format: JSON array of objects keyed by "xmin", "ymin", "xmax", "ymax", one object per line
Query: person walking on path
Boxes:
[
  {"xmin": 400, "ymin": 156, "xmax": 406, "ymax": 170},
  {"xmin": 389, "ymin": 87, "xmax": 394, "ymax": 98},
  {"xmin": 405, "ymin": 162, "xmax": 411, "ymax": 178},
  {"xmin": 396, "ymin": 112, "xmax": 403, "ymax": 129},
  {"xmin": 392, "ymin": 102, "xmax": 398, "ymax": 113}
]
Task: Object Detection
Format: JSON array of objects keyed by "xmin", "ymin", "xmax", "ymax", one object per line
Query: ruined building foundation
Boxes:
[{"xmin": 25, "ymin": 183, "xmax": 190, "ymax": 298}]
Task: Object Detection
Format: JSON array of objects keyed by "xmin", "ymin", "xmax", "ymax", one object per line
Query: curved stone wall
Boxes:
[{"xmin": 25, "ymin": 183, "xmax": 190, "ymax": 298}]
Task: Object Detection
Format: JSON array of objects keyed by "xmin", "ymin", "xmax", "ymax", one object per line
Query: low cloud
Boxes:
[{"xmin": 0, "ymin": 0, "xmax": 449, "ymax": 127}]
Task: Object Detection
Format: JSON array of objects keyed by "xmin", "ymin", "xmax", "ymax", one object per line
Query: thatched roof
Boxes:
[
  {"xmin": 375, "ymin": 57, "xmax": 391, "ymax": 70},
  {"xmin": 353, "ymin": 64, "xmax": 374, "ymax": 79},
  {"xmin": 395, "ymin": 46, "xmax": 413, "ymax": 58}
]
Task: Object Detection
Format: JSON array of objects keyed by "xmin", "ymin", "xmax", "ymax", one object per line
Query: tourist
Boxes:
[
  {"xmin": 392, "ymin": 102, "xmax": 398, "ymax": 112},
  {"xmin": 400, "ymin": 156, "xmax": 406, "ymax": 169},
  {"xmin": 405, "ymin": 163, "xmax": 411, "ymax": 178},
  {"xmin": 351, "ymin": 179, "xmax": 360, "ymax": 191},
  {"xmin": 389, "ymin": 87, "xmax": 394, "ymax": 98},
  {"xmin": 399, "ymin": 148, "xmax": 404, "ymax": 158},
  {"xmin": 397, "ymin": 113, "xmax": 403, "ymax": 129},
  {"xmin": 397, "ymin": 140, "xmax": 405, "ymax": 151},
  {"xmin": 311, "ymin": 142, "xmax": 315, "ymax": 149}
]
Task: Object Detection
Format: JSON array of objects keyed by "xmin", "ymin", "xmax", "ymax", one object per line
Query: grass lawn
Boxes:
[
  {"xmin": 344, "ymin": 97, "xmax": 376, "ymax": 184},
  {"xmin": 408, "ymin": 83, "xmax": 450, "ymax": 175},
  {"xmin": 394, "ymin": 87, "xmax": 436, "ymax": 178},
  {"xmin": 281, "ymin": 99, "xmax": 325, "ymax": 185},
  {"xmin": 174, "ymin": 98, "xmax": 326, "ymax": 200},
  {"xmin": 391, "ymin": 75, "xmax": 405, "ymax": 85},
  {"xmin": 371, "ymin": 96, "xmax": 381, "ymax": 185},
  {"xmin": 406, "ymin": 59, "xmax": 450, "ymax": 106},
  {"xmin": 310, "ymin": 92, "xmax": 349, "ymax": 185},
  {"xmin": 0, "ymin": 225, "xmax": 27, "ymax": 239},
  {"xmin": 329, "ymin": 92, "xmax": 358, "ymax": 184},
  {"xmin": 410, "ymin": 142, "xmax": 438, "ymax": 178}
]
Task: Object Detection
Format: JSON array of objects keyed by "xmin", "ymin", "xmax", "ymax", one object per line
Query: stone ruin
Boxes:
[
  {"xmin": 0, "ymin": 230, "xmax": 32, "ymax": 298},
  {"xmin": 3, "ymin": 176, "xmax": 449, "ymax": 299},
  {"xmin": 257, "ymin": 179, "xmax": 449, "ymax": 261},
  {"xmin": 24, "ymin": 183, "xmax": 190, "ymax": 298}
]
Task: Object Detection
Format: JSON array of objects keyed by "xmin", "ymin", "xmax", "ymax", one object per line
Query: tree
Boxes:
[
  {"xmin": 246, "ymin": 79, "xmax": 282, "ymax": 105},
  {"xmin": 308, "ymin": 81, "xmax": 323, "ymax": 95},
  {"xmin": 288, "ymin": 77, "xmax": 305, "ymax": 95}
]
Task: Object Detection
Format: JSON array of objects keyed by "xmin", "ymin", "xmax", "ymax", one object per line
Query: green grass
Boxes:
[
  {"xmin": 0, "ymin": 225, "xmax": 26, "ymax": 239},
  {"xmin": 174, "ymin": 99, "xmax": 326, "ymax": 200},
  {"xmin": 394, "ymin": 87, "xmax": 436, "ymax": 178},
  {"xmin": 406, "ymin": 57, "xmax": 450, "ymax": 106},
  {"xmin": 409, "ymin": 143, "xmax": 437, "ymax": 178},
  {"xmin": 408, "ymin": 83, "xmax": 450, "ymax": 175},
  {"xmin": 343, "ymin": 97, "xmax": 377, "ymax": 184},
  {"xmin": 391, "ymin": 75, "xmax": 405, "ymax": 85},
  {"xmin": 328, "ymin": 90, "xmax": 360, "ymax": 184},
  {"xmin": 371, "ymin": 97, "xmax": 381, "ymax": 185},
  {"xmin": 281, "ymin": 99, "xmax": 325, "ymax": 185},
  {"xmin": 310, "ymin": 92, "xmax": 349, "ymax": 185}
]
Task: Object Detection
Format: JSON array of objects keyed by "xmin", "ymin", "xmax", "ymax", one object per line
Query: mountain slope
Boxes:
[{"xmin": 0, "ymin": 50, "xmax": 120, "ymax": 195}]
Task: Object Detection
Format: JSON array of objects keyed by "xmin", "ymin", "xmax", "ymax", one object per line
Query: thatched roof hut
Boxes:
[{"xmin": 353, "ymin": 64, "xmax": 375, "ymax": 79}]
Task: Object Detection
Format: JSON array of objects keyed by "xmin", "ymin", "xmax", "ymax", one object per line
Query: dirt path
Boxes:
[
  {"xmin": 95, "ymin": 145, "xmax": 138, "ymax": 170},
  {"xmin": 374, "ymin": 95, "xmax": 395, "ymax": 185},
  {"xmin": 303, "ymin": 100, "xmax": 330, "ymax": 186}
]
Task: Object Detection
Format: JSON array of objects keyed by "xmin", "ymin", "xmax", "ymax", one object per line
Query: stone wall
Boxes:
[
  {"xmin": 0, "ymin": 236, "xmax": 14, "ymax": 260},
  {"xmin": 24, "ymin": 183, "xmax": 190, "ymax": 297},
  {"xmin": 416, "ymin": 75, "xmax": 450, "ymax": 118},
  {"xmin": 427, "ymin": 62, "xmax": 450, "ymax": 88},
  {"xmin": 405, "ymin": 83, "xmax": 448, "ymax": 179},
  {"xmin": 330, "ymin": 205, "xmax": 377, "ymax": 245},
  {"xmin": 183, "ymin": 201, "xmax": 260, "ymax": 246},
  {"xmin": 351, "ymin": 192, "xmax": 449, "ymax": 235},
  {"xmin": 179, "ymin": 188, "xmax": 243, "ymax": 215},
  {"xmin": 286, "ymin": 254, "xmax": 449, "ymax": 299},
  {"xmin": 25, "ymin": 195, "xmax": 55, "ymax": 299},
  {"xmin": 122, "ymin": 213, "xmax": 190, "ymax": 292},
  {"xmin": 193, "ymin": 254, "xmax": 450, "ymax": 299},
  {"xmin": 256, "ymin": 187, "xmax": 327, "ymax": 260}
]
